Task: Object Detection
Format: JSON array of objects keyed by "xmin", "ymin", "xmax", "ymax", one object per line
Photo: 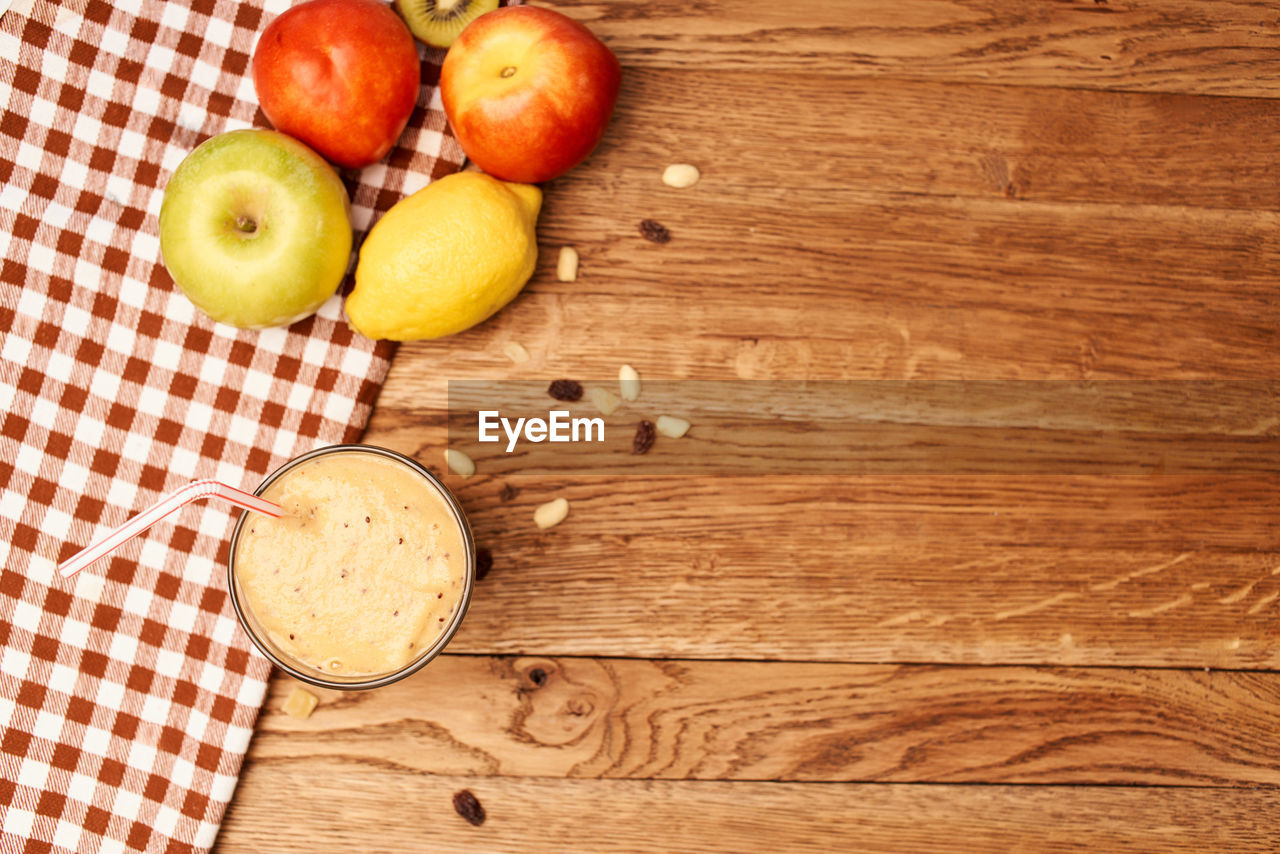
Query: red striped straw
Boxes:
[{"xmin": 58, "ymin": 479, "xmax": 283, "ymax": 579}]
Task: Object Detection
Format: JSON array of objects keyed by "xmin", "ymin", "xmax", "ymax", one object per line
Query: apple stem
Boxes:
[{"xmin": 500, "ymin": 66, "xmax": 517, "ymax": 78}]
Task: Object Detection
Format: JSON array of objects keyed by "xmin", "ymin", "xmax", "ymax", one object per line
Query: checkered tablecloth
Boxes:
[{"xmin": 0, "ymin": 0, "xmax": 475, "ymax": 849}]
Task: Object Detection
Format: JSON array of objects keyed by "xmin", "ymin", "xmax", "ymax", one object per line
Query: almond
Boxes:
[
  {"xmin": 534, "ymin": 497, "xmax": 570, "ymax": 529},
  {"xmin": 662, "ymin": 163, "xmax": 701, "ymax": 188},
  {"xmin": 502, "ymin": 341, "xmax": 530, "ymax": 364},
  {"xmin": 588, "ymin": 386, "xmax": 622, "ymax": 415},
  {"xmin": 444, "ymin": 449, "xmax": 476, "ymax": 478},
  {"xmin": 655, "ymin": 415, "xmax": 691, "ymax": 438},
  {"xmin": 618, "ymin": 364, "xmax": 641, "ymax": 401},
  {"xmin": 282, "ymin": 686, "xmax": 318, "ymax": 720},
  {"xmin": 557, "ymin": 246, "xmax": 579, "ymax": 282}
]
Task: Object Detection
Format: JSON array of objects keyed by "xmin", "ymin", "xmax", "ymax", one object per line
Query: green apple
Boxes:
[{"xmin": 158, "ymin": 129, "xmax": 353, "ymax": 329}]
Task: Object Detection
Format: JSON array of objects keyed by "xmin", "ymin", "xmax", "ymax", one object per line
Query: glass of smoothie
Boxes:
[{"xmin": 228, "ymin": 444, "xmax": 475, "ymax": 690}]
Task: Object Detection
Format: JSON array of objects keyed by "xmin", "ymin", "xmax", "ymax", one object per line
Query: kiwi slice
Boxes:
[{"xmin": 395, "ymin": 0, "xmax": 499, "ymax": 48}]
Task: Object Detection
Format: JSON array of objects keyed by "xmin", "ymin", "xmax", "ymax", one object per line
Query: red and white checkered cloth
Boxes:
[{"xmin": 0, "ymin": 0, "xmax": 479, "ymax": 849}]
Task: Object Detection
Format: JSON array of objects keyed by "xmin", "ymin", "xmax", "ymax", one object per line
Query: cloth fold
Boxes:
[{"xmin": 0, "ymin": 0, "xmax": 468, "ymax": 849}]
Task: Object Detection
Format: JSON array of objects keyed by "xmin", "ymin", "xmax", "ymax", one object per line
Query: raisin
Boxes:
[
  {"xmin": 475, "ymin": 547, "xmax": 493, "ymax": 581},
  {"xmin": 639, "ymin": 219, "xmax": 671, "ymax": 243},
  {"xmin": 632, "ymin": 420, "xmax": 656, "ymax": 455},
  {"xmin": 452, "ymin": 789, "xmax": 486, "ymax": 826},
  {"xmin": 548, "ymin": 379, "xmax": 583, "ymax": 401}
]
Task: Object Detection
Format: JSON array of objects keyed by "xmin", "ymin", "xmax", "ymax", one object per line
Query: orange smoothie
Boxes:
[{"xmin": 233, "ymin": 450, "xmax": 468, "ymax": 678}]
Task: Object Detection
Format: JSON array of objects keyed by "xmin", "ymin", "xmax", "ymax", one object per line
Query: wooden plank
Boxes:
[
  {"xmin": 380, "ymin": 286, "xmax": 1279, "ymax": 385},
  {"xmin": 577, "ymin": 71, "xmax": 1280, "ymax": 210},
  {"xmin": 443, "ymin": 500, "xmax": 1280, "ymax": 667},
  {"xmin": 217, "ymin": 764, "xmax": 1280, "ymax": 853},
  {"xmin": 440, "ymin": 380, "xmax": 1280, "ymax": 477},
  {"xmin": 530, "ymin": 193, "xmax": 1280, "ymax": 312},
  {"xmin": 541, "ymin": 0, "xmax": 1280, "ymax": 98},
  {"xmin": 368, "ymin": 197, "xmax": 1280, "ymax": 392},
  {"xmin": 250, "ymin": 658, "xmax": 1280, "ymax": 786},
  {"xmin": 369, "ymin": 399, "xmax": 1280, "ymax": 556}
]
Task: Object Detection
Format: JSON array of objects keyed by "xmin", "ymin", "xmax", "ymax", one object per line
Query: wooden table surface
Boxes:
[{"xmin": 218, "ymin": 1, "xmax": 1280, "ymax": 850}]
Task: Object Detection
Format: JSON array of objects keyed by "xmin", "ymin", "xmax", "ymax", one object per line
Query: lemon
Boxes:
[{"xmin": 346, "ymin": 171, "xmax": 541, "ymax": 340}]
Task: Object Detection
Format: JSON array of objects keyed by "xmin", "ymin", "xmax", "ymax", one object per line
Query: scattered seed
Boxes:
[
  {"xmin": 632, "ymin": 420, "xmax": 656, "ymax": 455},
  {"xmin": 502, "ymin": 340, "xmax": 531, "ymax": 364},
  {"xmin": 662, "ymin": 163, "xmax": 700, "ymax": 189},
  {"xmin": 588, "ymin": 386, "xmax": 622, "ymax": 415},
  {"xmin": 398, "ymin": 537, "xmax": 404, "ymax": 545},
  {"xmin": 365, "ymin": 516, "xmax": 371, "ymax": 524},
  {"xmin": 393, "ymin": 610, "xmax": 399, "ymax": 616},
  {"xmin": 618, "ymin": 364, "xmax": 640, "ymax": 401},
  {"xmin": 282, "ymin": 686, "xmax": 318, "ymax": 720},
  {"xmin": 445, "ymin": 448, "xmax": 476, "ymax": 478},
  {"xmin": 453, "ymin": 789, "xmax": 486, "ymax": 826},
  {"xmin": 548, "ymin": 379, "xmax": 583, "ymax": 401},
  {"xmin": 656, "ymin": 415, "xmax": 692, "ymax": 438},
  {"xmin": 557, "ymin": 246, "xmax": 579, "ymax": 282},
  {"xmin": 534, "ymin": 497, "xmax": 570, "ymax": 530},
  {"xmin": 476, "ymin": 547, "xmax": 493, "ymax": 581},
  {"xmin": 639, "ymin": 219, "xmax": 671, "ymax": 243}
]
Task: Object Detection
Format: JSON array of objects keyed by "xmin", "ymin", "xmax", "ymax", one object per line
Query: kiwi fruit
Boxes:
[{"xmin": 395, "ymin": 0, "xmax": 499, "ymax": 48}]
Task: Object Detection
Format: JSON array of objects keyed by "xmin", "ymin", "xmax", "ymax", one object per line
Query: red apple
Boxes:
[
  {"xmin": 252, "ymin": 0, "xmax": 421, "ymax": 169},
  {"xmin": 441, "ymin": 6, "xmax": 621, "ymax": 184}
]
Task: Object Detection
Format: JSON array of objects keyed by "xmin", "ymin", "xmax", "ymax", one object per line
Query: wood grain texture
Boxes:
[
  {"xmin": 348, "ymin": 48, "xmax": 1280, "ymax": 670},
  {"xmin": 539, "ymin": 0, "xmax": 1280, "ymax": 98},
  {"xmin": 442, "ymin": 382, "xmax": 1280, "ymax": 476},
  {"xmin": 223, "ymin": 0, "xmax": 1280, "ymax": 849},
  {"xmin": 577, "ymin": 71, "xmax": 1280, "ymax": 210},
  {"xmin": 370, "ymin": 70, "xmax": 1280, "ymax": 389},
  {"xmin": 339, "ymin": 441, "xmax": 1280, "ymax": 667},
  {"xmin": 218, "ymin": 764, "xmax": 1280, "ymax": 853},
  {"xmin": 250, "ymin": 657, "xmax": 1280, "ymax": 786}
]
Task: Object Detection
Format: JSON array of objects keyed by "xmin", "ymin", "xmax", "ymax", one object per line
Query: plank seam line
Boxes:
[
  {"xmin": 249, "ymin": 758, "xmax": 1280, "ymax": 791},
  {"xmin": 437, "ymin": 652, "xmax": 1280, "ymax": 675}
]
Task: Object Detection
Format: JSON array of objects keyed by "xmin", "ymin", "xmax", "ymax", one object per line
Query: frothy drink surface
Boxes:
[{"xmin": 234, "ymin": 452, "xmax": 467, "ymax": 677}]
